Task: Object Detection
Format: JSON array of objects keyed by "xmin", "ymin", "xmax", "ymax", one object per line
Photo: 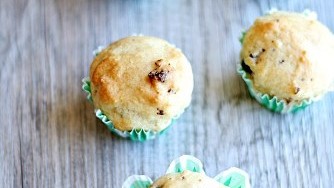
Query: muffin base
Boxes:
[
  {"xmin": 82, "ymin": 78, "xmax": 176, "ymax": 141},
  {"xmin": 237, "ymin": 64, "xmax": 315, "ymax": 113}
]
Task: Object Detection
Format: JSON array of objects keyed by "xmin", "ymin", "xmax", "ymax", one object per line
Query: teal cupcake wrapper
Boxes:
[
  {"xmin": 82, "ymin": 77, "xmax": 93, "ymax": 102},
  {"xmin": 122, "ymin": 175, "xmax": 153, "ymax": 188},
  {"xmin": 214, "ymin": 167, "xmax": 251, "ymax": 188},
  {"xmin": 239, "ymin": 31, "xmax": 247, "ymax": 44},
  {"xmin": 122, "ymin": 155, "xmax": 250, "ymax": 188},
  {"xmin": 82, "ymin": 78, "xmax": 175, "ymax": 141},
  {"xmin": 165, "ymin": 155, "xmax": 205, "ymax": 174},
  {"xmin": 92, "ymin": 45, "xmax": 106, "ymax": 56},
  {"xmin": 237, "ymin": 63, "xmax": 316, "ymax": 113}
]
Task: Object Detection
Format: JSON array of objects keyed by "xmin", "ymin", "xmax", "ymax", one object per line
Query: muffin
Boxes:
[
  {"xmin": 82, "ymin": 36, "xmax": 193, "ymax": 140},
  {"xmin": 122, "ymin": 155, "xmax": 250, "ymax": 188},
  {"xmin": 238, "ymin": 10, "xmax": 334, "ymax": 113},
  {"xmin": 150, "ymin": 170, "xmax": 227, "ymax": 188}
]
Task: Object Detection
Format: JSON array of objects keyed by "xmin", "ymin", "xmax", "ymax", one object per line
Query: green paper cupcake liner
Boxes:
[
  {"xmin": 122, "ymin": 175, "xmax": 153, "ymax": 188},
  {"xmin": 165, "ymin": 155, "xmax": 204, "ymax": 174},
  {"xmin": 82, "ymin": 78, "xmax": 175, "ymax": 141},
  {"xmin": 237, "ymin": 64, "xmax": 315, "ymax": 113},
  {"xmin": 122, "ymin": 155, "xmax": 251, "ymax": 188},
  {"xmin": 239, "ymin": 31, "xmax": 247, "ymax": 44},
  {"xmin": 214, "ymin": 167, "xmax": 251, "ymax": 188}
]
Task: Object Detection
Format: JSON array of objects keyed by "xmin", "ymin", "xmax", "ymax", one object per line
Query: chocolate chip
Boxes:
[
  {"xmin": 181, "ymin": 176, "xmax": 185, "ymax": 180},
  {"xmin": 241, "ymin": 60, "xmax": 253, "ymax": 74},
  {"xmin": 168, "ymin": 88, "xmax": 176, "ymax": 94},
  {"xmin": 294, "ymin": 87, "xmax": 300, "ymax": 94},
  {"xmin": 279, "ymin": 60, "xmax": 285, "ymax": 64},
  {"xmin": 249, "ymin": 49, "xmax": 265, "ymax": 60},
  {"xmin": 148, "ymin": 70, "xmax": 169, "ymax": 82},
  {"xmin": 157, "ymin": 108, "xmax": 164, "ymax": 115}
]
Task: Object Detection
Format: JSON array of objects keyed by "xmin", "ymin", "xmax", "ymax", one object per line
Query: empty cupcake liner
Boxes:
[{"xmin": 122, "ymin": 155, "xmax": 250, "ymax": 188}]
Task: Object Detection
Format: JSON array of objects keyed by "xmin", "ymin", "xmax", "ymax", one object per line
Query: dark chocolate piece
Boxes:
[
  {"xmin": 157, "ymin": 108, "xmax": 164, "ymax": 115},
  {"xmin": 294, "ymin": 87, "xmax": 300, "ymax": 94},
  {"xmin": 148, "ymin": 70, "xmax": 169, "ymax": 83},
  {"xmin": 241, "ymin": 60, "xmax": 253, "ymax": 74}
]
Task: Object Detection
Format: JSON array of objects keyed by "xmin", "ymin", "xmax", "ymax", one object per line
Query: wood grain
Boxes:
[{"xmin": 1, "ymin": 0, "xmax": 334, "ymax": 187}]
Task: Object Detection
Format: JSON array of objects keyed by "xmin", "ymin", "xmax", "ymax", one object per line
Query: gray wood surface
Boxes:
[{"xmin": 1, "ymin": 0, "xmax": 334, "ymax": 187}]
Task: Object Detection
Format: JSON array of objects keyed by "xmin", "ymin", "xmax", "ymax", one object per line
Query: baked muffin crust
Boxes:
[
  {"xmin": 241, "ymin": 11, "xmax": 334, "ymax": 102},
  {"xmin": 150, "ymin": 170, "xmax": 227, "ymax": 188},
  {"xmin": 90, "ymin": 36, "xmax": 193, "ymax": 131}
]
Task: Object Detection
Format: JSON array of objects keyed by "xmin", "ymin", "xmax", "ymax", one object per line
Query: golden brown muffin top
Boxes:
[
  {"xmin": 90, "ymin": 36, "xmax": 193, "ymax": 131},
  {"xmin": 241, "ymin": 11, "xmax": 334, "ymax": 102},
  {"xmin": 150, "ymin": 170, "xmax": 227, "ymax": 188}
]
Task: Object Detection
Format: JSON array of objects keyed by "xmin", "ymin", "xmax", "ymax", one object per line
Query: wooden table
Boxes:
[{"xmin": 1, "ymin": 0, "xmax": 334, "ymax": 187}]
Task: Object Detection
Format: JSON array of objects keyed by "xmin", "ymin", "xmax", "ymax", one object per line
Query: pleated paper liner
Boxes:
[{"xmin": 122, "ymin": 155, "xmax": 250, "ymax": 188}]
